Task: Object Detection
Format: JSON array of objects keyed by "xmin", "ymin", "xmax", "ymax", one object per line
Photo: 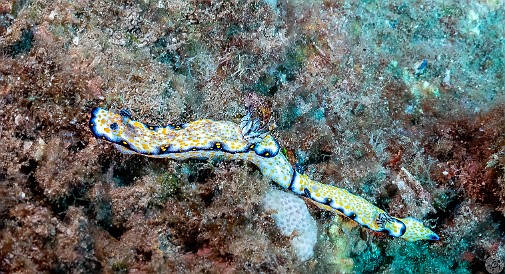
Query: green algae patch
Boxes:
[
  {"xmin": 149, "ymin": 173, "xmax": 181, "ymax": 208},
  {"xmin": 111, "ymin": 261, "xmax": 128, "ymax": 273}
]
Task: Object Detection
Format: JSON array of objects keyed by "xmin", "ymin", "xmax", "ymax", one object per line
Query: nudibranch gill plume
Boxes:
[{"xmin": 89, "ymin": 107, "xmax": 440, "ymax": 242}]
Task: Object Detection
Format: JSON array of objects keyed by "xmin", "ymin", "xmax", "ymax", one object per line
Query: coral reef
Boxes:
[
  {"xmin": 263, "ymin": 189, "xmax": 318, "ymax": 262},
  {"xmin": 1, "ymin": 0, "xmax": 504, "ymax": 273}
]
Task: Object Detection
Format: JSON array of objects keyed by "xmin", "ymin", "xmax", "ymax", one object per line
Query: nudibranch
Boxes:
[{"xmin": 89, "ymin": 107, "xmax": 440, "ymax": 242}]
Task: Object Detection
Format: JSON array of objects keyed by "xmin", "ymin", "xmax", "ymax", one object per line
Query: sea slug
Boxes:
[{"xmin": 89, "ymin": 107, "xmax": 440, "ymax": 242}]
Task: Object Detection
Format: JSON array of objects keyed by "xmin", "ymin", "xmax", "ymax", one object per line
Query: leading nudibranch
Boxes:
[{"xmin": 89, "ymin": 107, "xmax": 440, "ymax": 242}]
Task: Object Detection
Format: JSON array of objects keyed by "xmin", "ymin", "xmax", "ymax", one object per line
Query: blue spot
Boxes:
[
  {"xmin": 388, "ymin": 19, "xmax": 398, "ymax": 28},
  {"xmin": 405, "ymin": 105, "xmax": 415, "ymax": 114},
  {"xmin": 415, "ymin": 59, "xmax": 428, "ymax": 74}
]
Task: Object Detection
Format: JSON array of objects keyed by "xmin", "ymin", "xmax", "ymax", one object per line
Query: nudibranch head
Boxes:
[
  {"xmin": 89, "ymin": 107, "xmax": 162, "ymax": 155},
  {"xmin": 398, "ymin": 217, "xmax": 440, "ymax": 241},
  {"xmin": 89, "ymin": 107, "xmax": 125, "ymax": 143}
]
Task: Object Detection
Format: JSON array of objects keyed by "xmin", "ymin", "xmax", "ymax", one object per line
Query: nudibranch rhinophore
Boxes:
[{"xmin": 89, "ymin": 107, "xmax": 440, "ymax": 242}]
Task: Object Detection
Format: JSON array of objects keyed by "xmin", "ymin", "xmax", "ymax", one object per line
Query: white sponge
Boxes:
[{"xmin": 263, "ymin": 189, "xmax": 318, "ymax": 261}]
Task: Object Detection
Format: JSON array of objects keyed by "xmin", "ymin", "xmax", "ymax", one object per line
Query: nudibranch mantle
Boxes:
[{"xmin": 89, "ymin": 107, "xmax": 440, "ymax": 242}]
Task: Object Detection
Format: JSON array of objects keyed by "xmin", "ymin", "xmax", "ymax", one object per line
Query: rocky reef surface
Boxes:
[{"xmin": 1, "ymin": 0, "xmax": 504, "ymax": 273}]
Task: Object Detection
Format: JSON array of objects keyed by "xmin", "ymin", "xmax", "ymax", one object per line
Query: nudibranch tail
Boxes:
[{"xmin": 89, "ymin": 107, "xmax": 440, "ymax": 242}]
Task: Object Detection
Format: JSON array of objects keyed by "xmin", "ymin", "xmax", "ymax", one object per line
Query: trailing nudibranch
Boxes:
[{"xmin": 89, "ymin": 107, "xmax": 440, "ymax": 242}]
